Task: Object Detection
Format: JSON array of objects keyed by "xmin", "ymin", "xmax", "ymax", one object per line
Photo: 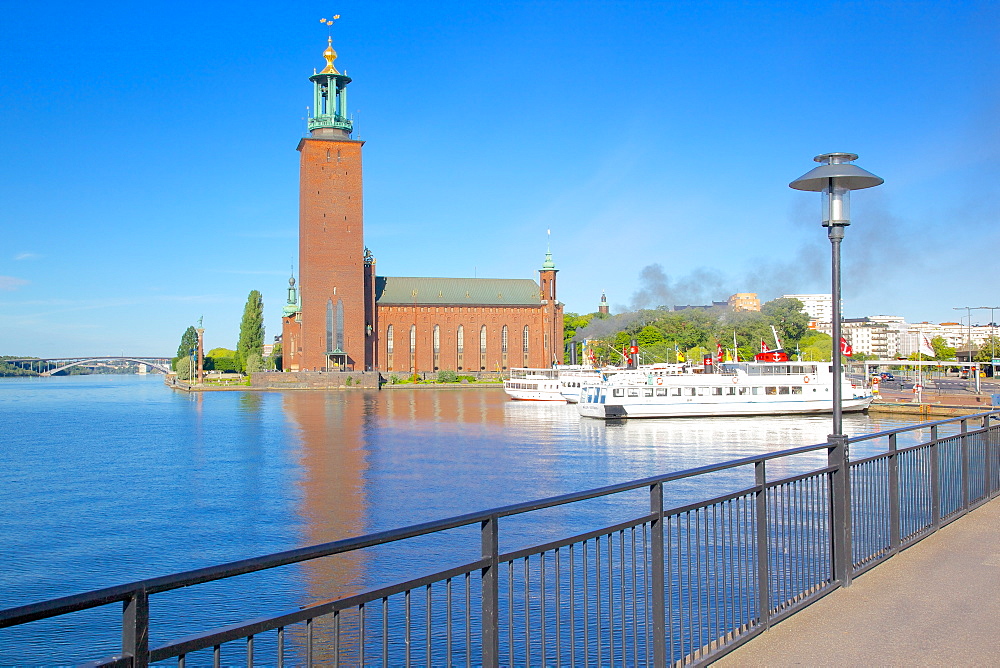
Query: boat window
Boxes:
[
  {"xmin": 628, "ymin": 388, "xmax": 640, "ymax": 397},
  {"xmin": 778, "ymin": 386, "xmax": 790, "ymax": 395},
  {"xmin": 685, "ymin": 388, "xmax": 697, "ymax": 396},
  {"xmin": 739, "ymin": 387, "xmax": 750, "ymax": 395},
  {"xmin": 671, "ymin": 388, "xmax": 682, "ymax": 396},
  {"xmin": 613, "ymin": 388, "xmax": 625, "ymax": 397},
  {"xmin": 752, "ymin": 387, "xmax": 761, "ymax": 395},
  {"xmin": 600, "ymin": 394, "xmax": 606, "ymax": 404},
  {"xmin": 726, "ymin": 387, "xmax": 736, "ymax": 395},
  {"xmin": 711, "ymin": 387, "xmax": 723, "ymax": 396},
  {"xmin": 644, "ymin": 388, "xmax": 654, "ymax": 397},
  {"xmin": 765, "ymin": 386, "xmax": 777, "ymax": 395},
  {"xmin": 791, "ymin": 386, "xmax": 803, "ymax": 394},
  {"xmin": 656, "ymin": 388, "xmax": 668, "ymax": 397}
]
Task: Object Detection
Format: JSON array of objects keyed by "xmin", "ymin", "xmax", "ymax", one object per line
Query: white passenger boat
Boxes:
[
  {"xmin": 558, "ymin": 366, "xmax": 618, "ymax": 403},
  {"xmin": 577, "ymin": 361, "xmax": 873, "ymax": 419},
  {"xmin": 503, "ymin": 368, "xmax": 564, "ymax": 401}
]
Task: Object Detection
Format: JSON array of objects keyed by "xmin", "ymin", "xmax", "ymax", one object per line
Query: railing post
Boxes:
[
  {"xmin": 828, "ymin": 434, "xmax": 852, "ymax": 587},
  {"xmin": 122, "ymin": 587, "xmax": 149, "ymax": 667},
  {"xmin": 754, "ymin": 461, "xmax": 771, "ymax": 627},
  {"xmin": 888, "ymin": 433, "xmax": 900, "ymax": 551},
  {"xmin": 989, "ymin": 415, "xmax": 999, "ymax": 499},
  {"xmin": 650, "ymin": 481, "xmax": 666, "ymax": 668},
  {"xmin": 481, "ymin": 516, "xmax": 499, "ymax": 668},
  {"xmin": 960, "ymin": 419, "xmax": 970, "ymax": 512},
  {"xmin": 930, "ymin": 425, "xmax": 941, "ymax": 530}
]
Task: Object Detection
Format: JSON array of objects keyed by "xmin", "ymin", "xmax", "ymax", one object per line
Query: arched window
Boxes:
[
  {"xmin": 480, "ymin": 325, "xmax": 488, "ymax": 370},
  {"xmin": 410, "ymin": 325, "xmax": 417, "ymax": 371},
  {"xmin": 502, "ymin": 326, "xmax": 508, "ymax": 353},
  {"xmin": 457, "ymin": 325, "xmax": 464, "ymax": 370},
  {"xmin": 433, "ymin": 325, "xmax": 441, "ymax": 370},
  {"xmin": 523, "ymin": 325, "xmax": 530, "ymax": 366},
  {"xmin": 386, "ymin": 324, "xmax": 394, "ymax": 370}
]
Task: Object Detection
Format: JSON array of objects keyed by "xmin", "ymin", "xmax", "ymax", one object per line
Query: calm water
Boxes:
[{"xmin": 0, "ymin": 375, "xmax": 927, "ymax": 663}]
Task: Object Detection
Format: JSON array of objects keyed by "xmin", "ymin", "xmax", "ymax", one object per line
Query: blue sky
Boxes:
[{"xmin": 2, "ymin": 1, "xmax": 997, "ymax": 356}]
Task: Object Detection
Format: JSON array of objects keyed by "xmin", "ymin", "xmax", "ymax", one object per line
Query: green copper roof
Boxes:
[{"xmin": 375, "ymin": 277, "xmax": 542, "ymax": 306}]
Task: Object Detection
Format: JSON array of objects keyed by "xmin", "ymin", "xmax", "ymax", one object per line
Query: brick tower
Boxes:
[
  {"xmin": 297, "ymin": 37, "xmax": 370, "ymax": 371},
  {"xmin": 538, "ymin": 242, "xmax": 563, "ymax": 365}
]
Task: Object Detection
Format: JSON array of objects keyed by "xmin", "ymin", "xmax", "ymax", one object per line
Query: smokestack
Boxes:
[{"xmin": 630, "ymin": 338, "xmax": 639, "ymax": 369}]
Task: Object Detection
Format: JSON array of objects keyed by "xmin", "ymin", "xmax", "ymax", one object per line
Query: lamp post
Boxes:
[
  {"xmin": 791, "ymin": 153, "xmax": 882, "ymax": 590},
  {"xmin": 953, "ymin": 306, "xmax": 973, "ymax": 368},
  {"xmin": 790, "ymin": 153, "xmax": 883, "ymax": 439}
]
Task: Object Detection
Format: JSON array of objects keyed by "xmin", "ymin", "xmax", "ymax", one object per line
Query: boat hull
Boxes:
[{"xmin": 579, "ymin": 395, "xmax": 873, "ymax": 419}]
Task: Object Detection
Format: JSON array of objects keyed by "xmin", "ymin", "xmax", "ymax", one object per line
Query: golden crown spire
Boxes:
[{"xmin": 318, "ymin": 15, "xmax": 341, "ymax": 75}]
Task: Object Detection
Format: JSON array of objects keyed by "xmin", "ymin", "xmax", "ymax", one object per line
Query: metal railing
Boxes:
[{"xmin": 2, "ymin": 411, "xmax": 998, "ymax": 666}]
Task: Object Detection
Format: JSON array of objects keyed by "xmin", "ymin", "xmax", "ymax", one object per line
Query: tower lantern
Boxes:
[{"xmin": 309, "ymin": 37, "xmax": 353, "ymax": 137}]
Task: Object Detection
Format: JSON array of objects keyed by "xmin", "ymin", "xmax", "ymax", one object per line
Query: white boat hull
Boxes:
[{"xmin": 578, "ymin": 395, "xmax": 873, "ymax": 419}]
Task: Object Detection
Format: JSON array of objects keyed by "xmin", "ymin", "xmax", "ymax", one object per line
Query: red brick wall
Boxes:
[
  {"xmin": 281, "ymin": 314, "xmax": 301, "ymax": 371},
  {"xmin": 298, "ymin": 137, "xmax": 366, "ymax": 371},
  {"xmin": 374, "ymin": 303, "xmax": 562, "ymax": 372}
]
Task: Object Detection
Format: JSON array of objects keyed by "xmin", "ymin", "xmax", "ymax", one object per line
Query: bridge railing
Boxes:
[{"xmin": 1, "ymin": 411, "xmax": 998, "ymax": 666}]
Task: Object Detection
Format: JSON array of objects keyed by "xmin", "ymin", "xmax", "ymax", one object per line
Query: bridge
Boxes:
[{"xmin": 2, "ymin": 357, "xmax": 173, "ymax": 376}]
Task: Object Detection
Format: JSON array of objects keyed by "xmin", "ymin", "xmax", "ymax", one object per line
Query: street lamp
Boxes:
[
  {"xmin": 790, "ymin": 153, "xmax": 883, "ymax": 439},
  {"xmin": 953, "ymin": 306, "xmax": 974, "ymax": 366}
]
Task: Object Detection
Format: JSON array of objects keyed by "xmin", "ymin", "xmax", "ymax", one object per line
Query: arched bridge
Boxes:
[{"xmin": 3, "ymin": 357, "xmax": 173, "ymax": 376}]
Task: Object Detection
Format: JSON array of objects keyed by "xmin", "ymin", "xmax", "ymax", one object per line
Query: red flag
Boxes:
[
  {"xmin": 840, "ymin": 337, "xmax": 853, "ymax": 357},
  {"xmin": 716, "ymin": 342, "xmax": 724, "ymax": 364},
  {"xmin": 760, "ymin": 340, "xmax": 770, "ymax": 353}
]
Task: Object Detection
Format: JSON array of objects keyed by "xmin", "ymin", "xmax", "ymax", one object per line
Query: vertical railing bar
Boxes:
[
  {"xmin": 524, "ymin": 556, "xmax": 530, "ymax": 668},
  {"xmin": 583, "ymin": 540, "xmax": 589, "ymax": 668},
  {"xmin": 360, "ymin": 604, "xmax": 366, "ymax": 668},
  {"xmin": 643, "ymin": 522, "xmax": 650, "ymax": 668},
  {"xmin": 426, "ymin": 584, "xmax": 433, "ymax": 668},
  {"xmin": 607, "ymin": 534, "xmax": 615, "ymax": 667},
  {"xmin": 122, "ymin": 587, "xmax": 149, "ymax": 668},
  {"xmin": 213, "ymin": 644, "xmax": 221, "ymax": 668},
  {"xmin": 481, "ymin": 516, "xmax": 499, "ymax": 668},
  {"xmin": 631, "ymin": 526, "xmax": 638, "ymax": 666},
  {"xmin": 306, "ymin": 618, "xmax": 313, "ymax": 668},
  {"xmin": 178, "ymin": 654, "xmax": 185, "ymax": 668},
  {"xmin": 929, "ymin": 425, "xmax": 941, "ymax": 531},
  {"xmin": 888, "ymin": 434, "xmax": 902, "ymax": 552},
  {"xmin": 277, "ymin": 626, "xmax": 284, "ymax": 668},
  {"xmin": 508, "ymin": 560, "xmax": 514, "ymax": 667},
  {"xmin": 594, "ymin": 536, "xmax": 604, "ymax": 665},
  {"xmin": 541, "ymin": 551, "xmax": 547, "ymax": 668},
  {"xmin": 446, "ymin": 579, "xmax": 452, "ymax": 668},
  {"xmin": 668, "ymin": 514, "xmax": 677, "ymax": 666},
  {"xmin": 754, "ymin": 460, "xmax": 771, "ymax": 629},
  {"xmin": 569, "ymin": 543, "xmax": 576, "ymax": 666},
  {"xmin": 465, "ymin": 573, "xmax": 471, "ymax": 668},
  {"xmin": 555, "ymin": 547, "xmax": 562, "ymax": 668},
  {"xmin": 382, "ymin": 597, "xmax": 389, "ymax": 668},
  {"xmin": 405, "ymin": 589, "xmax": 412, "ymax": 668},
  {"xmin": 650, "ymin": 482, "xmax": 665, "ymax": 668},
  {"xmin": 246, "ymin": 634, "xmax": 253, "ymax": 668},
  {"xmin": 333, "ymin": 609, "xmax": 340, "ymax": 668},
  {"xmin": 961, "ymin": 419, "xmax": 970, "ymax": 512}
]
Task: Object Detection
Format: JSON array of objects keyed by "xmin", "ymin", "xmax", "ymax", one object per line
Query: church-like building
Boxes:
[{"xmin": 281, "ymin": 38, "xmax": 564, "ymax": 374}]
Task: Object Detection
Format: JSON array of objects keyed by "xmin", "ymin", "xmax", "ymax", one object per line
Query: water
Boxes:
[{"xmin": 0, "ymin": 375, "xmax": 927, "ymax": 663}]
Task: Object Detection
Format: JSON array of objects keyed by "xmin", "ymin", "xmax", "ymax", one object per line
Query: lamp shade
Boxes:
[{"xmin": 789, "ymin": 153, "xmax": 883, "ymax": 192}]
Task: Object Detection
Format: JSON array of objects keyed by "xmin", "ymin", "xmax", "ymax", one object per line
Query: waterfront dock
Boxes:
[{"xmin": 716, "ymin": 496, "xmax": 1000, "ymax": 666}]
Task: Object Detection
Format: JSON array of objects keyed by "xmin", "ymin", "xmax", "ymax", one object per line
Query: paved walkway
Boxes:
[{"xmin": 714, "ymin": 498, "xmax": 1000, "ymax": 666}]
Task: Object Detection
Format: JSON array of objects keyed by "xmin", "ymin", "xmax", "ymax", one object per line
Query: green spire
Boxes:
[
  {"xmin": 283, "ymin": 275, "xmax": 300, "ymax": 316},
  {"xmin": 541, "ymin": 229, "xmax": 556, "ymax": 270}
]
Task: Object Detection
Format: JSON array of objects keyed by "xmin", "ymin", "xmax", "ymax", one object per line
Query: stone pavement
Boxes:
[{"xmin": 714, "ymin": 498, "xmax": 1000, "ymax": 667}]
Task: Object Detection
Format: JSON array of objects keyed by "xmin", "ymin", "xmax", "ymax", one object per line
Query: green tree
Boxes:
[
  {"xmin": 237, "ymin": 290, "xmax": 265, "ymax": 373},
  {"xmin": 175, "ymin": 355, "xmax": 194, "ymax": 380},
  {"xmin": 931, "ymin": 336, "xmax": 956, "ymax": 361},
  {"xmin": 761, "ymin": 297, "xmax": 809, "ymax": 345},
  {"xmin": 974, "ymin": 336, "xmax": 1000, "ymax": 363},
  {"xmin": 272, "ymin": 342, "xmax": 283, "ymax": 371},
  {"xmin": 245, "ymin": 352, "xmax": 264, "ymax": 374},
  {"xmin": 173, "ymin": 326, "xmax": 198, "ymax": 370}
]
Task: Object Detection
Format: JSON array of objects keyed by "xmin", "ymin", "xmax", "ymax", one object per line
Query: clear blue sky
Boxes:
[{"xmin": 2, "ymin": 1, "xmax": 997, "ymax": 356}]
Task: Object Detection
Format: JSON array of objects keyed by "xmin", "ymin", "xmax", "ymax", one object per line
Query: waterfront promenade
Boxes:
[{"xmin": 716, "ymin": 496, "xmax": 1000, "ymax": 666}]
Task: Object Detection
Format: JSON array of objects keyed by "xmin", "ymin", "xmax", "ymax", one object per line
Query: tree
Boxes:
[
  {"xmin": 271, "ymin": 342, "xmax": 283, "ymax": 371},
  {"xmin": 237, "ymin": 290, "xmax": 265, "ymax": 373},
  {"xmin": 974, "ymin": 336, "xmax": 1000, "ymax": 363},
  {"xmin": 761, "ymin": 298, "xmax": 810, "ymax": 345},
  {"xmin": 930, "ymin": 336, "xmax": 956, "ymax": 361},
  {"xmin": 173, "ymin": 326, "xmax": 198, "ymax": 370},
  {"xmin": 175, "ymin": 355, "xmax": 194, "ymax": 380}
]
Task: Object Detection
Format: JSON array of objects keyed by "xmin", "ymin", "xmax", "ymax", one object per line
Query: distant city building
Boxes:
[
  {"xmin": 781, "ymin": 294, "xmax": 834, "ymax": 332},
  {"xmin": 598, "ymin": 291, "xmax": 609, "ymax": 315},
  {"xmin": 727, "ymin": 293, "xmax": 760, "ymax": 312},
  {"xmin": 842, "ymin": 318, "xmax": 899, "ymax": 358},
  {"xmin": 674, "ymin": 301, "xmax": 729, "ymax": 312}
]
